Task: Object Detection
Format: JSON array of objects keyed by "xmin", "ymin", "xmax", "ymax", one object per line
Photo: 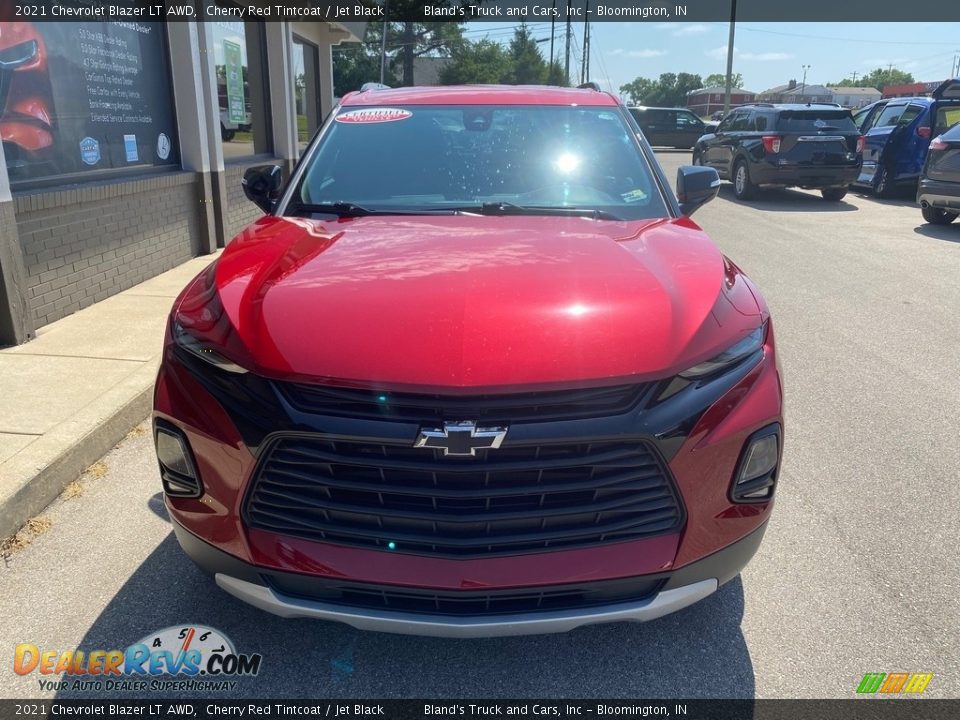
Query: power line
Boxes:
[
  {"xmin": 740, "ymin": 26, "xmax": 958, "ymax": 46},
  {"xmin": 592, "ymin": 42, "xmax": 615, "ymax": 94}
]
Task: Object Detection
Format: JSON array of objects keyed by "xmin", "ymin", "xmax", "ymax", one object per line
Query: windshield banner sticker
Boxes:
[{"xmin": 335, "ymin": 108, "xmax": 413, "ymax": 124}]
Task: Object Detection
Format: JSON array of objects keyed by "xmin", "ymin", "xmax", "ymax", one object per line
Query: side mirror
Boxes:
[
  {"xmin": 242, "ymin": 165, "xmax": 283, "ymax": 213},
  {"xmin": 676, "ymin": 165, "xmax": 721, "ymax": 216}
]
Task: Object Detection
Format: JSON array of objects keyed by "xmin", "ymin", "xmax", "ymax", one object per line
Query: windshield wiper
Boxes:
[
  {"xmin": 287, "ymin": 202, "xmax": 455, "ymax": 217},
  {"xmin": 287, "ymin": 201, "xmax": 623, "ymax": 221},
  {"xmin": 458, "ymin": 202, "xmax": 624, "ymax": 221}
]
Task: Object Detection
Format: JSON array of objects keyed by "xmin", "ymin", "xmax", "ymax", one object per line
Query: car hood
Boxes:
[{"xmin": 209, "ymin": 214, "xmax": 761, "ymax": 390}]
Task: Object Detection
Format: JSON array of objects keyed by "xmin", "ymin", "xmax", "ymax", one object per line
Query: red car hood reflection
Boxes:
[{"xmin": 212, "ymin": 214, "xmax": 756, "ymax": 389}]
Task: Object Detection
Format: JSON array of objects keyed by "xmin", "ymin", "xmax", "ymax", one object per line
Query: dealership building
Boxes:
[{"xmin": 0, "ymin": 8, "xmax": 365, "ymax": 346}]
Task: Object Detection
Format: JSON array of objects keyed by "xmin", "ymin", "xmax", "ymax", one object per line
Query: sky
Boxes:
[{"xmin": 464, "ymin": 22, "xmax": 960, "ymax": 94}]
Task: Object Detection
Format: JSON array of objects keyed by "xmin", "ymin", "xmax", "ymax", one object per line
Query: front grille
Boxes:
[
  {"xmin": 244, "ymin": 436, "xmax": 684, "ymax": 558},
  {"xmin": 266, "ymin": 574, "xmax": 664, "ymax": 616},
  {"xmin": 276, "ymin": 382, "xmax": 648, "ymax": 423}
]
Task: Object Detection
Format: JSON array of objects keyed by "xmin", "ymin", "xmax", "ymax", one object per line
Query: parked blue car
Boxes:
[{"xmin": 852, "ymin": 78, "xmax": 960, "ymax": 197}]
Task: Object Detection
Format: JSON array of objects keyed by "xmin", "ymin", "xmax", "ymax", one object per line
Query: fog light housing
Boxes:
[
  {"xmin": 154, "ymin": 421, "xmax": 202, "ymax": 498},
  {"xmin": 730, "ymin": 424, "xmax": 780, "ymax": 503}
]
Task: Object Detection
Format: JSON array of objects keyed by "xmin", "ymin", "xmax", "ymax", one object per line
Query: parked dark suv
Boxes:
[
  {"xmin": 629, "ymin": 106, "xmax": 706, "ymax": 149},
  {"xmin": 917, "ymin": 120, "xmax": 960, "ymax": 225},
  {"xmin": 694, "ymin": 103, "xmax": 864, "ymax": 201}
]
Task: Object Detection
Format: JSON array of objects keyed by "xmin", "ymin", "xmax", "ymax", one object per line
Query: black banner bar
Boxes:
[
  {"xmin": 1, "ymin": 700, "xmax": 959, "ymax": 720},
  {"xmin": 3, "ymin": 0, "xmax": 960, "ymax": 23}
]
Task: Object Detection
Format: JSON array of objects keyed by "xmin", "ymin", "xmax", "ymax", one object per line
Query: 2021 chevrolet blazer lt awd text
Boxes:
[{"xmin": 153, "ymin": 85, "xmax": 784, "ymax": 637}]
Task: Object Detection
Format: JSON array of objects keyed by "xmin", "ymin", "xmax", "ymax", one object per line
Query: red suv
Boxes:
[{"xmin": 154, "ymin": 85, "xmax": 784, "ymax": 637}]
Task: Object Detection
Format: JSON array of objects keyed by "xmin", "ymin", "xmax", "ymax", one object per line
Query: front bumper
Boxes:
[
  {"xmin": 917, "ymin": 177, "xmax": 960, "ymax": 211},
  {"xmin": 172, "ymin": 515, "xmax": 767, "ymax": 637}
]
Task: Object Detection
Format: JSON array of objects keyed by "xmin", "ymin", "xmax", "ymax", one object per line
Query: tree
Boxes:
[
  {"xmin": 620, "ymin": 77, "xmax": 656, "ymax": 105},
  {"xmin": 332, "ymin": 35, "xmax": 399, "ymax": 98},
  {"xmin": 377, "ymin": 1, "xmax": 470, "ymax": 86},
  {"xmin": 505, "ymin": 23, "xmax": 548, "ymax": 85},
  {"xmin": 439, "ymin": 40, "xmax": 512, "ymax": 85},
  {"xmin": 620, "ymin": 73, "xmax": 703, "ymax": 106},
  {"xmin": 830, "ymin": 67, "xmax": 914, "ymax": 91},
  {"xmin": 439, "ymin": 26, "xmax": 566, "ymax": 87},
  {"xmin": 703, "ymin": 72, "xmax": 744, "ymax": 89},
  {"xmin": 332, "ymin": 6, "xmax": 468, "ymax": 93},
  {"xmin": 545, "ymin": 60, "xmax": 568, "ymax": 87}
]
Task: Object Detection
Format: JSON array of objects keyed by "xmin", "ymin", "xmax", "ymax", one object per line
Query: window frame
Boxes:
[
  {"xmin": 675, "ymin": 111, "xmax": 703, "ymax": 130},
  {"xmin": 8, "ymin": 22, "xmax": 182, "ymax": 193},
  {"xmin": 728, "ymin": 110, "xmax": 752, "ymax": 132},
  {"xmin": 874, "ymin": 103, "xmax": 908, "ymax": 128},
  {"xmin": 213, "ymin": 12, "xmax": 274, "ymax": 162},
  {"xmin": 895, "ymin": 104, "xmax": 924, "ymax": 128},
  {"xmin": 292, "ymin": 33, "xmax": 322, "ymax": 150}
]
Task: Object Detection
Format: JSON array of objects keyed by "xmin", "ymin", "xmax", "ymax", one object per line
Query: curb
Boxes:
[{"xmin": 0, "ymin": 361, "xmax": 158, "ymax": 542}]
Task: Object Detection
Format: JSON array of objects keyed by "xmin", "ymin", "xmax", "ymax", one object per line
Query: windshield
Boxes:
[{"xmin": 291, "ymin": 104, "xmax": 668, "ymax": 220}]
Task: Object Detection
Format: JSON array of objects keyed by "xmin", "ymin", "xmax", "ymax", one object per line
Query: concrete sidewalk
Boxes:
[{"xmin": 0, "ymin": 251, "xmax": 220, "ymax": 541}]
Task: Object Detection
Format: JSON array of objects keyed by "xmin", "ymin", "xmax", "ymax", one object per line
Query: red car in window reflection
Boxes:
[{"xmin": 0, "ymin": 22, "xmax": 54, "ymax": 172}]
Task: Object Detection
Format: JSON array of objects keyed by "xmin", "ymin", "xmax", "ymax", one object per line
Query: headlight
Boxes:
[
  {"xmin": 173, "ymin": 322, "xmax": 248, "ymax": 374},
  {"xmin": 679, "ymin": 323, "xmax": 766, "ymax": 380},
  {"xmin": 0, "ymin": 40, "xmax": 39, "ymax": 69}
]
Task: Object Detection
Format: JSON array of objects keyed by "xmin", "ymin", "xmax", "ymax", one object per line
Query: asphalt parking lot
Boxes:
[{"xmin": 1, "ymin": 149, "xmax": 958, "ymax": 700}]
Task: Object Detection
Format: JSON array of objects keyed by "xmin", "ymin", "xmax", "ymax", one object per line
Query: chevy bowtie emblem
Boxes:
[{"xmin": 414, "ymin": 421, "xmax": 508, "ymax": 457}]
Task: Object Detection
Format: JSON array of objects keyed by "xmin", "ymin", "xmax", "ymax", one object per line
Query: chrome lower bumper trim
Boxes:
[{"xmin": 214, "ymin": 574, "xmax": 718, "ymax": 637}]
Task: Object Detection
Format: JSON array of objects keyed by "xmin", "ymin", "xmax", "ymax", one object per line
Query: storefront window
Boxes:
[
  {"xmin": 1, "ymin": 20, "xmax": 179, "ymax": 187},
  {"xmin": 292, "ymin": 36, "xmax": 320, "ymax": 151},
  {"xmin": 211, "ymin": 18, "xmax": 271, "ymax": 160}
]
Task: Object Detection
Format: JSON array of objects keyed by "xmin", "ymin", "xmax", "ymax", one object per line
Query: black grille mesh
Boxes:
[
  {"xmin": 276, "ymin": 382, "xmax": 648, "ymax": 423},
  {"xmin": 244, "ymin": 436, "xmax": 683, "ymax": 557}
]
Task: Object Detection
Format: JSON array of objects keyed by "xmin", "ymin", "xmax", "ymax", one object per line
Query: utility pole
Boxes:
[
  {"xmin": 581, "ymin": 3, "xmax": 590, "ymax": 84},
  {"xmin": 587, "ymin": 18, "xmax": 593, "ymax": 82},
  {"xmin": 549, "ymin": 0, "xmax": 556, "ymax": 82},
  {"xmin": 724, "ymin": 0, "xmax": 737, "ymax": 113},
  {"xmin": 851, "ymin": 71, "xmax": 858, "ymax": 84},
  {"xmin": 379, "ymin": 3, "xmax": 389, "ymax": 85},
  {"xmin": 801, "ymin": 64, "xmax": 811, "ymax": 97},
  {"xmin": 565, "ymin": 0, "xmax": 572, "ymax": 86}
]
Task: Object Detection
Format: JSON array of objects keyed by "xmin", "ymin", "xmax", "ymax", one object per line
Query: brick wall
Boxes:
[
  {"xmin": 224, "ymin": 162, "xmax": 267, "ymax": 242},
  {"xmin": 15, "ymin": 172, "xmax": 202, "ymax": 329}
]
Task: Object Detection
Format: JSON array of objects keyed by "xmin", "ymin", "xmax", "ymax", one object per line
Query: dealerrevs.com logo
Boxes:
[
  {"xmin": 856, "ymin": 672, "xmax": 934, "ymax": 695},
  {"xmin": 14, "ymin": 625, "xmax": 262, "ymax": 693}
]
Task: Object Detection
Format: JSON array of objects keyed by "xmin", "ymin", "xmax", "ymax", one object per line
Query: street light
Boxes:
[{"xmin": 800, "ymin": 64, "xmax": 811, "ymax": 98}]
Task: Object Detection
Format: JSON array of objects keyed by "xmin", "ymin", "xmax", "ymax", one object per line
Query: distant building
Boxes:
[
  {"xmin": 685, "ymin": 86, "xmax": 757, "ymax": 116},
  {"xmin": 759, "ymin": 80, "xmax": 833, "ymax": 104},
  {"xmin": 410, "ymin": 57, "xmax": 453, "ymax": 86},
  {"xmin": 826, "ymin": 86, "xmax": 882, "ymax": 108},
  {"xmin": 882, "ymin": 80, "xmax": 944, "ymax": 98}
]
